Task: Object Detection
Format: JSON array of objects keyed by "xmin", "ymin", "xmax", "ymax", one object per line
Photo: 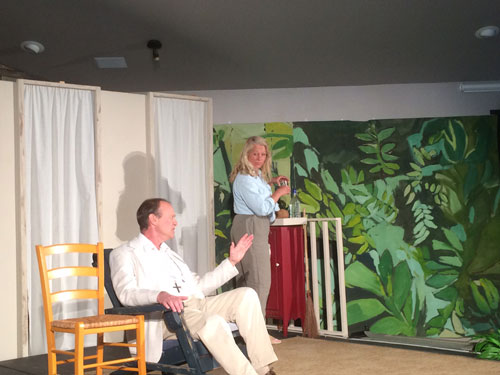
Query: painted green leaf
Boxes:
[
  {"xmin": 265, "ymin": 122, "xmax": 293, "ymax": 134},
  {"xmin": 359, "ymin": 145, "xmax": 378, "ymax": 154},
  {"xmin": 348, "ymin": 167, "xmax": 357, "ymax": 183},
  {"xmin": 293, "ymin": 126, "xmax": 309, "ymax": 145},
  {"xmin": 438, "ymin": 256, "xmax": 462, "ymax": 267},
  {"xmin": 426, "ymin": 274, "xmax": 458, "ymax": 288},
  {"xmin": 451, "ymin": 311, "xmax": 465, "ymax": 335},
  {"xmin": 347, "ymin": 298, "xmax": 387, "ymax": 325},
  {"xmin": 273, "ymin": 148, "xmax": 292, "ymax": 160},
  {"xmin": 442, "ymin": 120, "xmax": 467, "ymax": 162},
  {"xmin": 271, "ymin": 138, "xmax": 289, "ymax": 150},
  {"xmin": 406, "ymin": 192, "xmax": 415, "ymax": 204},
  {"xmin": 370, "ymin": 316, "xmax": 406, "ymax": 335},
  {"xmin": 432, "ymin": 240, "xmax": 455, "ymax": 251},
  {"xmin": 393, "ymin": 261, "xmax": 412, "ymax": 310},
  {"xmin": 403, "ymin": 184, "xmax": 411, "ymax": 197},
  {"xmin": 414, "ymin": 148, "xmax": 425, "ymax": 165},
  {"xmin": 216, "ymin": 209, "xmax": 230, "ymax": 217},
  {"xmin": 413, "ymin": 220, "xmax": 425, "ymax": 234},
  {"xmin": 480, "ymin": 278, "xmax": 499, "ymax": 310},
  {"xmin": 434, "ymin": 286, "xmax": 458, "ymax": 302},
  {"xmin": 425, "ymin": 261, "xmax": 452, "ymax": 271},
  {"xmin": 360, "ymin": 158, "xmax": 379, "ymax": 165},
  {"xmin": 355, "ymin": 133, "xmax": 373, "ymax": 141},
  {"xmin": 402, "ymin": 293, "xmax": 414, "ymax": 322},
  {"xmin": 328, "ymin": 201, "xmax": 343, "ymax": 218},
  {"xmin": 304, "ymin": 148, "xmax": 320, "ymax": 173},
  {"xmin": 348, "ymin": 235, "xmax": 365, "ymax": 244},
  {"xmin": 214, "ymin": 229, "xmax": 227, "ymax": 239},
  {"xmin": 427, "ymin": 314, "xmax": 446, "ymax": 329},
  {"xmin": 297, "ymin": 192, "xmax": 321, "ymax": 212},
  {"xmin": 382, "ymin": 167, "xmax": 395, "ymax": 175},
  {"xmin": 471, "ymin": 282, "xmax": 491, "ymax": 314},
  {"xmin": 424, "ymin": 219, "xmax": 437, "ymax": 229},
  {"xmin": 383, "ymin": 154, "xmax": 398, "ymax": 161},
  {"xmin": 378, "ymin": 127, "xmax": 396, "ymax": 142},
  {"xmin": 381, "ymin": 143, "xmax": 396, "ymax": 153},
  {"xmin": 304, "ymin": 178, "xmax": 322, "ymax": 201},
  {"xmin": 321, "ymin": 169, "xmax": 340, "ymax": 195},
  {"xmin": 296, "ymin": 163, "xmax": 308, "ymax": 177},
  {"xmin": 410, "ymin": 162, "xmax": 422, "ymax": 171},
  {"xmin": 346, "ymin": 215, "xmax": 361, "ymax": 228},
  {"xmin": 344, "ymin": 202, "xmax": 356, "ymax": 215},
  {"xmin": 378, "ymin": 251, "xmax": 393, "ymax": 289},
  {"xmin": 443, "ymin": 228, "xmax": 463, "ymax": 252},
  {"xmin": 345, "ymin": 261, "xmax": 385, "ymax": 297},
  {"xmin": 384, "ymin": 162, "xmax": 400, "ymax": 170}
]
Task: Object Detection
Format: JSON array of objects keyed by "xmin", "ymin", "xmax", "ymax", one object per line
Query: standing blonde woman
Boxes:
[{"xmin": 230, "ymin": 136, "xmax": 290, "ymax": 344}]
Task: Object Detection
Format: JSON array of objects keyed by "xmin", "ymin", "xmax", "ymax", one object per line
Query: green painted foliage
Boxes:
[{"xmin": 214, "ymin": 116, "xmax": 500, "ymax": 339}]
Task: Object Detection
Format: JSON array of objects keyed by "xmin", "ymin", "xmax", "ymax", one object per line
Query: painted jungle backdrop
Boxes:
[{"xmin": 213, "ymin": 116, "xmax": 500, "ymax": 339}]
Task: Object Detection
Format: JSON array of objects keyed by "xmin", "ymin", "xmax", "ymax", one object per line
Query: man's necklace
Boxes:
[{"xmin": 167, "ymin": 252, "xmax": 186, "ymax": 284}]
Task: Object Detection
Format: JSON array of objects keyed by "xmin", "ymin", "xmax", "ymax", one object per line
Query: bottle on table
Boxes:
[{"xmin": 289, "ymin": 189, "xmax": 301, "ymax": 218}]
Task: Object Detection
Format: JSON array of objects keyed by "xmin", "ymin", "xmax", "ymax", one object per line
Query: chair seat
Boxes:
[{"xmin": 52, "ymin": 314, "xmax": 140, "ymax": 330}]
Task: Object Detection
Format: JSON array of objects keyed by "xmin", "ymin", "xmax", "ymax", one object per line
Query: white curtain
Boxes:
[
  {"xmin": 24, "ymin": 84, "xmax": 99, "ymax": 354},
  {"xmin": 154, "ymin": 96, "xmax": 211, "ymax": 275}
]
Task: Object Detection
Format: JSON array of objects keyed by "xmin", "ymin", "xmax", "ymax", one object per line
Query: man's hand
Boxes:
[
  {"xmin": 157, "ymin": 291, "xmax": 188, "ymax": 312},
  {"xmin": 228, "ymin": 233, "xmax": 254, "ymax": 266}
]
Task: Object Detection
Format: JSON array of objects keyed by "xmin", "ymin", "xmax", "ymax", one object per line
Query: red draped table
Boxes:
[{"xmin": 266, "ymin": 218, "xmax": 306, "ymax": 337}]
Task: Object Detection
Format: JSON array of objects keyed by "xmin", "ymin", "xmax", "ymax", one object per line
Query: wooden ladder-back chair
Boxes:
[{"xmin": 36, "ymin": 242, "xmax": 146, "ymax": 375}]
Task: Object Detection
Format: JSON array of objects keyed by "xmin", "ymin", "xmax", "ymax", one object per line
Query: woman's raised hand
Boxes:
[{"xmin": 271, "ymin": 175, "xmax": 289, "ymax": 186}]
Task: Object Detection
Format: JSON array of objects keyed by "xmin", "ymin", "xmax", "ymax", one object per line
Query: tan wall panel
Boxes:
[{"xmin": 100, "ymin": 91, "xmax": 150, "ymax": 249}]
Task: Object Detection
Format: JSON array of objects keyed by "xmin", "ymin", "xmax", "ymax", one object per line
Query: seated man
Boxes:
[{"xmin": 110, "ymin": 198, "xmax": 278, "ymax": 375}]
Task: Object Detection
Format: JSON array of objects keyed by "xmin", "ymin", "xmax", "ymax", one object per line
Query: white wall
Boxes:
[
  {"xmin": 0, "ymin": 81, "xmax": 19, "ymax": 360},
  {"xmin": 179, "ymin": 82, "xmax": 500, "ymax": 124}
]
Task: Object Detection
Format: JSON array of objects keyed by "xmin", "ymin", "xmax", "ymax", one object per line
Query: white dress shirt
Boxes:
[{"xmin": 110, "ymin": 233, "xmax": 238, "ymax": 362}]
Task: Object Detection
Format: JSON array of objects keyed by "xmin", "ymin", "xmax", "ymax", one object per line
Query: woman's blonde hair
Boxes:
[{"xmin": 229, "ymin": 136, "xmax": 272, "ymax": 182}]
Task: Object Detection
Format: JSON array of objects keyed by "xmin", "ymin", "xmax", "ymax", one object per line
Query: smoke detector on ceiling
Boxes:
[{"xmin": 20, "ymin": 40, "xmax": 45, "ymax": 54}]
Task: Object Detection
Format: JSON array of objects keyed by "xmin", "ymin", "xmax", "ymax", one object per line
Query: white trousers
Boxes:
[{"xmin": 182, "ymin": 287, "xmax": 277, "ymax": 375}]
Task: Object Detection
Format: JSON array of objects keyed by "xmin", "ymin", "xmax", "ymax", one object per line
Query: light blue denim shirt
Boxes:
[{"xmin": 233, "ymin": 172, "xmax": 279, "ymax": 222}]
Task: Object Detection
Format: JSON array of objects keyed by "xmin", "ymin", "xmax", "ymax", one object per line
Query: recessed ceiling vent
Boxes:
[
  {"xmin": 94, "ymin": 57, "xmax": 128, "ymax": 69},
  {"xmin": 475, "ymin": 25, "xmax": 499, "ymax": 39},
  {"xmin": 20, "ymin": 40, "xmax": 45, "ymax": 54}
]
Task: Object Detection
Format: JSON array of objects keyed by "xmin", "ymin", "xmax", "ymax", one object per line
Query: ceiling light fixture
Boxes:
[
  {"xmin": 20, "ymin": 40, "xmax": 45, "ymax": 54},
  {"xmin": 459, "ymin": 81, "xmax": 500, "ymax": 93},
  {"xmin": 475, "ymin": 25, "xmax": 499, "ymax": 39},
  {"xmin": 147, "ymin": 39, "xmax": 162, "ymax": 62}
]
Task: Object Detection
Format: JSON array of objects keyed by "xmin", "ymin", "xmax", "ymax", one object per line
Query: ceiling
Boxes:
[{"xmin": 1, "ymin": 0, "xmax": 499, "ymax": 93}]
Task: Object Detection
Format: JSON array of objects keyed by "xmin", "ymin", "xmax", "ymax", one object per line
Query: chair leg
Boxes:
[
  {"xmin": 96, "ymin": 332, "xmax": 104, "ymax": 375},
  {"xmin": 136, "ymin": 315, "xmax": 146, "ymax": 375},
  {"xmin": 75, "ymin": 324, "xmax": 85, "ymax": 375},
  {"xmin": 47, "ymin": 330, "xmax": 58, "ymax": 375}
]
